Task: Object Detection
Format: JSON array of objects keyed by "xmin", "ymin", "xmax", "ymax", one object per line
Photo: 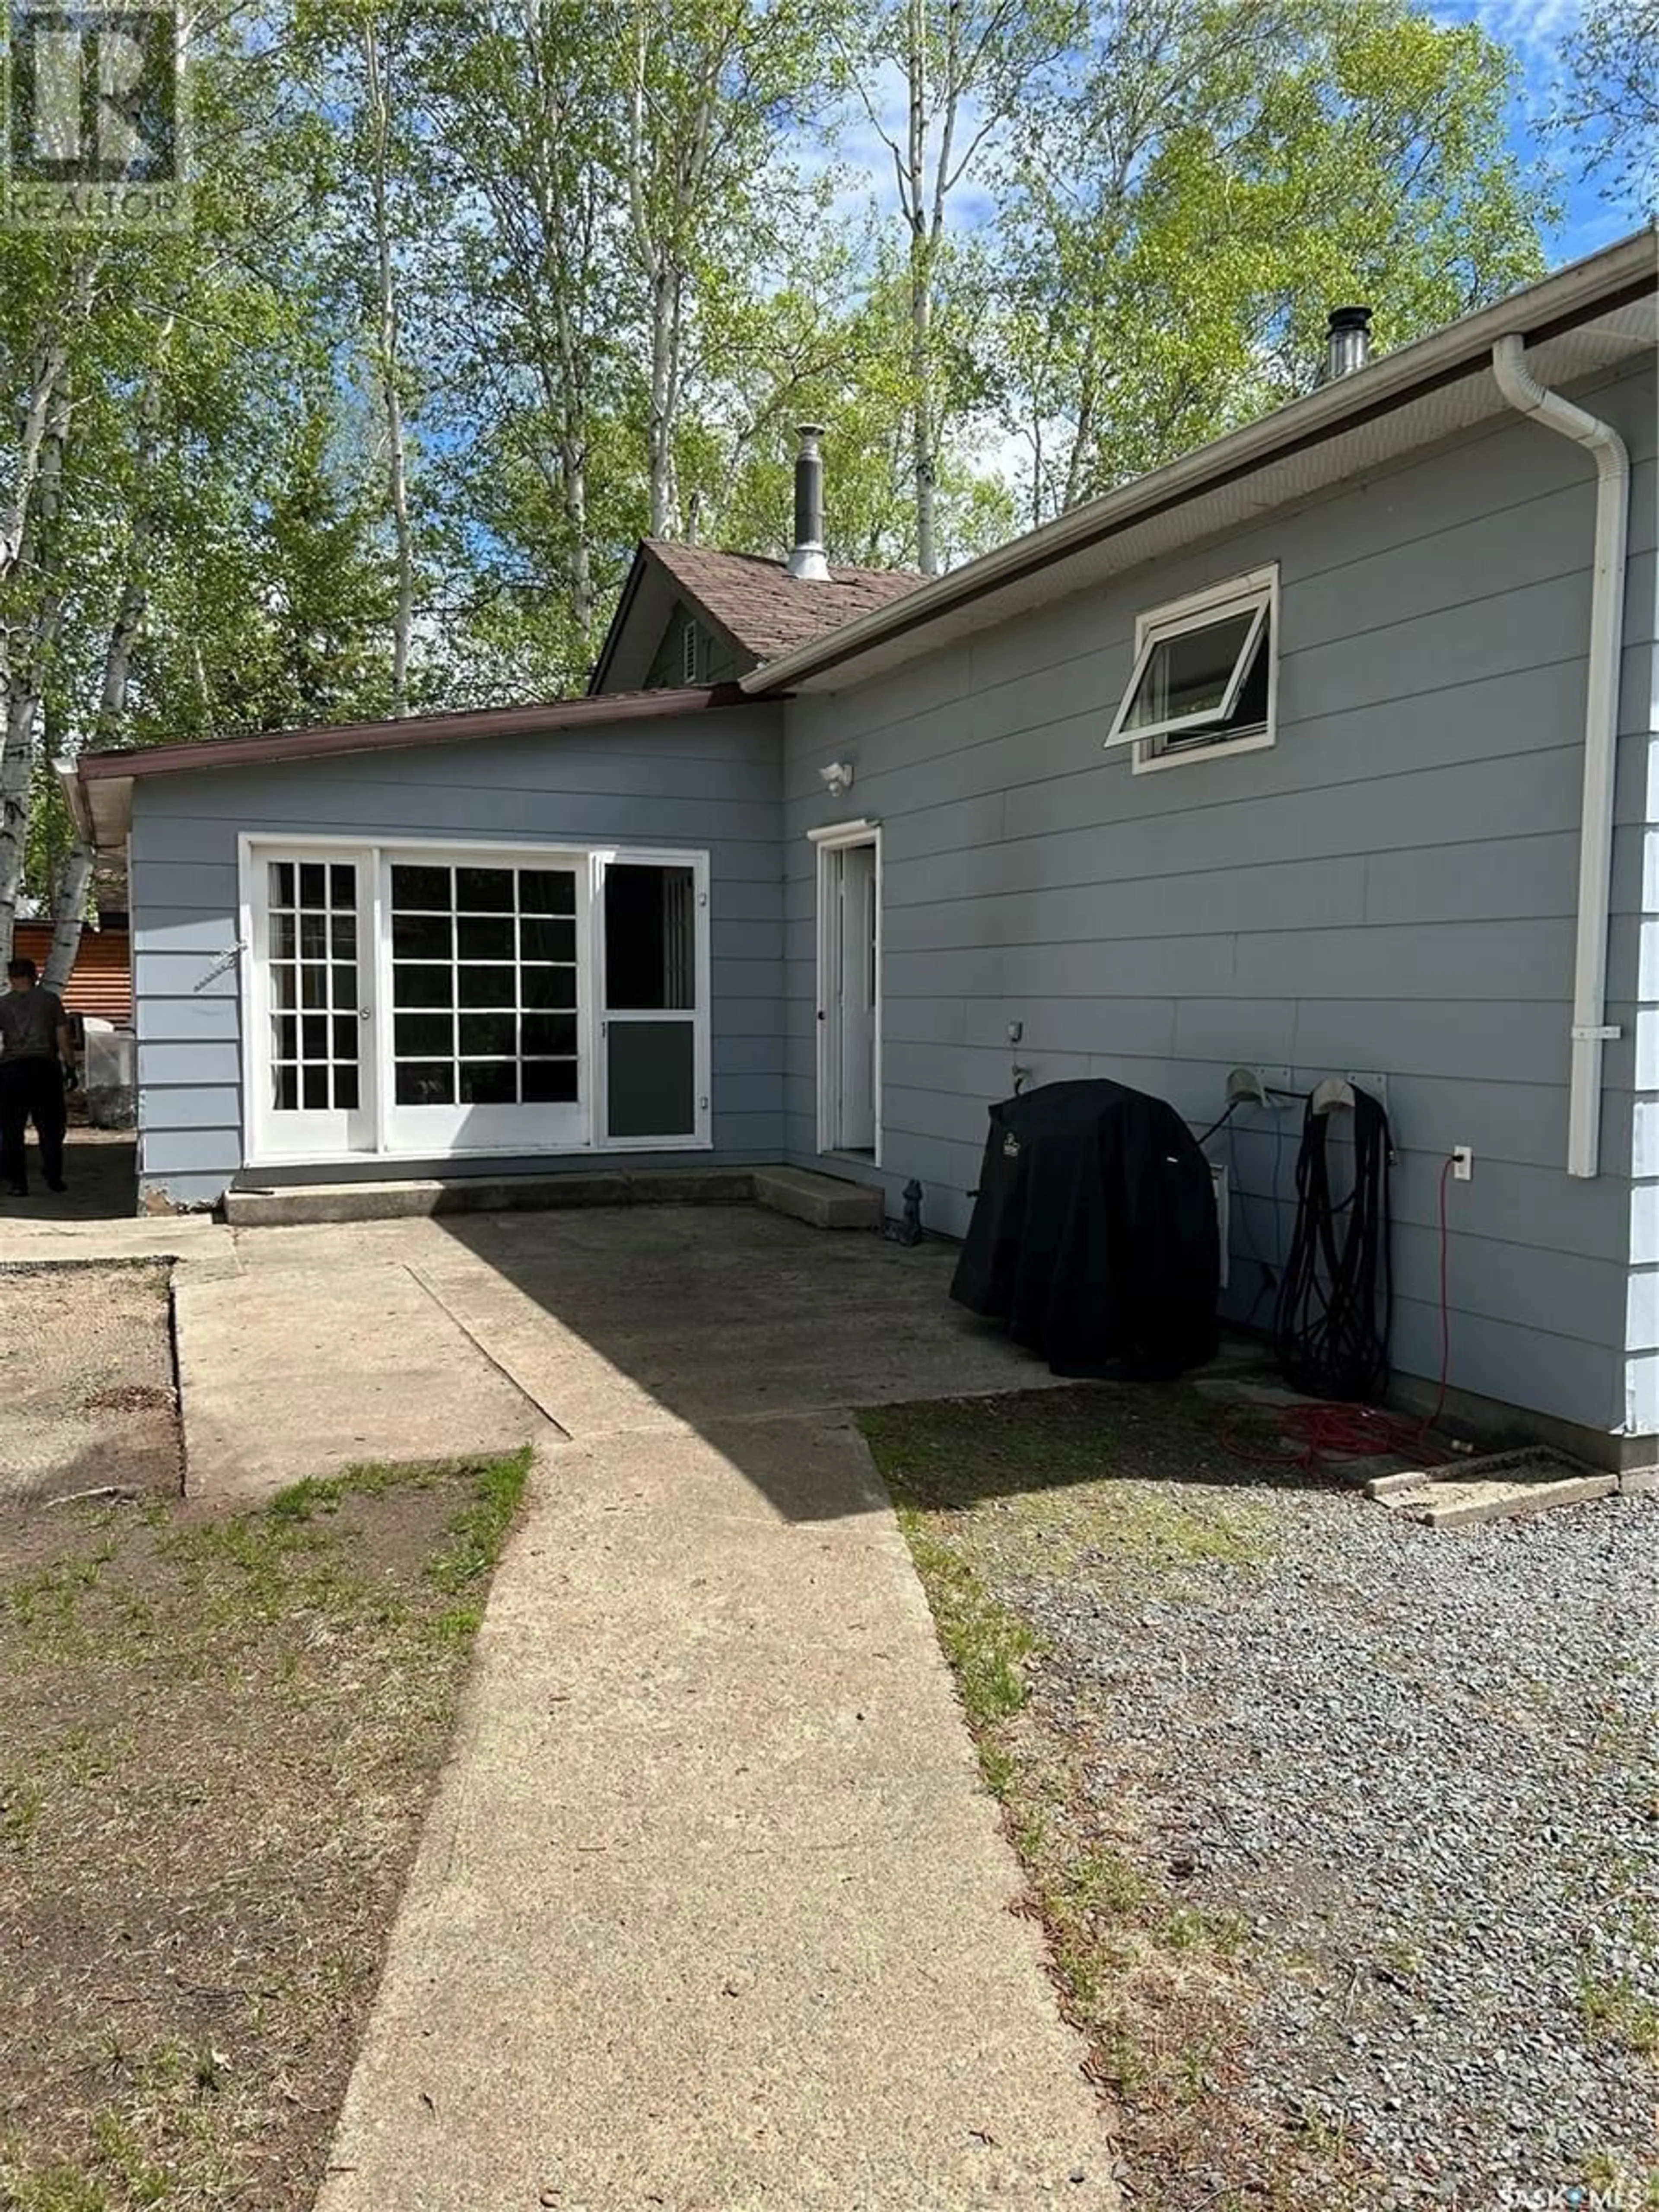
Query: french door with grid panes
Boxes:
[
  {"xmin": 250, "ymin": 849, "xmax": 376, "ymax": 1160},
  {"xmin": 381, "ymin": 850, "xmax": 588, "ymax": 1152}
]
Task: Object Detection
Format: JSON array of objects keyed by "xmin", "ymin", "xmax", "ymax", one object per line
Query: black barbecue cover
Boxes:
[{"xmin": 950, "ymin": 1078, "xmax": 1220, "ymax": 1377}]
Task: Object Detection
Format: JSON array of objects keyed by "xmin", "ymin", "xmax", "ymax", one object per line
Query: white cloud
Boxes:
[{"xmin": 1428, "ymin": 0, "xmax": 1582, "ymax": 105}]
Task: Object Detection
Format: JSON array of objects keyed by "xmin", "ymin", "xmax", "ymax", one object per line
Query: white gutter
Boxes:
[{"xmin": 1491, "ymin": 331, "xmax": 1630, "ymax": 1180}]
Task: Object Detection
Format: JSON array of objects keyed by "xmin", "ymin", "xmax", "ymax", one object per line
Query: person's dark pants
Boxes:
[{"xmin": 0, "ymin": 1058, "xmax": 66, "ymax": 1191}]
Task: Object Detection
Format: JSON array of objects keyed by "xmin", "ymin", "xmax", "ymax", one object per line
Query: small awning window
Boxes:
[{"xmin": 1104, "ymin": 572, "xmax": 1274, "ymax": 752}]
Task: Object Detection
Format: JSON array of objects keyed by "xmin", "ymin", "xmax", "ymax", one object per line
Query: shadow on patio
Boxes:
[{"xmin": 387, "ymin": 1199, "xmax": 1270, "ymax": 1522}]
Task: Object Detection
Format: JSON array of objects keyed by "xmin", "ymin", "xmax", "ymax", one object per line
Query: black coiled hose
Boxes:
[{"xmin": 1273, "ymin": 1087, "xmax": 1393, "ymax": 1402}]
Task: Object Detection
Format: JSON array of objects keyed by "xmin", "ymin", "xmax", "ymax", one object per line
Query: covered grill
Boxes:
[{"xmin": 950, "ymin": 1078, "xmax": 1220, "ymax": 1378}]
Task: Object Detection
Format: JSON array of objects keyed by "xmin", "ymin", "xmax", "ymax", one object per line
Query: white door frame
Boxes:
[
  {"xmin": 239, "ymin": 831, "xmax": 712, "ymax": 1169},
  {"xmin": 593, "ymin": 845, "xmax": 712, "ymax": 1151},
  {"xmin": 810, "ymin": 819, "xmax": 882, "ymax": 1164}
]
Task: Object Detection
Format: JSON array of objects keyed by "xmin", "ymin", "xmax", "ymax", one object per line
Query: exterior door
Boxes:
[
  {"xmin": 382, "ymin": 852, "xmax": 588, "ymax": 1154},
  {"xmin": 597, "ymin": 852, "xmax": 710, "ymax": 1148},
  {"xmin": 837, "ymin": 842, "xmax": 878, "ymax": 1150},
  {"xmin": 815, "ymin": 828, "xmax": 880, "ymax": 1158},
  {"xmin": 250, "ymin": 848, "xmax": 375, "ymax": 1160}
]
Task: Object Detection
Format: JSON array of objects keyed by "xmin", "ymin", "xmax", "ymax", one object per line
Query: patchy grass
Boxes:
[
  {"xmin": 861, "ymin": 1390, "xmax": 1279, "ymax": 1597},
  {"xmin": 862, "ymin": 1387, "xmax": 1373, "ymax": 2212},
  {"xmin": 0, "ymin": 1447, "xmax": 531, "ymax": 2212},
  {"xmin": 1580, "ymin": 1972, "xmax": 1659, "ymax": 2059}
]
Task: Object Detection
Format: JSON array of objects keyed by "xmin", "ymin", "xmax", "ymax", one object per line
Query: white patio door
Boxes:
[
  {"xmin": 382, "ymin": 850, "xmax": 589, "ymax": 1154},
  {"xmin": 250, "ymin": 847, "xmax": 377, "ymax": 1161},
  {"xmin": 596, "ymin": 851, "xmax": 710, "ymax": 1148},
  {"xmin": 247, "ymin": 838, "xmax": 711, "ymax": 1166}
]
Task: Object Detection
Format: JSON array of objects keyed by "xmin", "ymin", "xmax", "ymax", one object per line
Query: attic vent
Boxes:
[{"xmin": 681, "ymin": 621, "xmax": 700, "ymax": 685}]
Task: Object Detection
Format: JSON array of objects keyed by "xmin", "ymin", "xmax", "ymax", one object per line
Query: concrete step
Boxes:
[
  {"xmin": 225, "ymin": 1167, "xmax": 756, "ymax": 1227},
  {"xmin": 753, "ymin": 1164, "xmax": 883, "ymax": 1232}
]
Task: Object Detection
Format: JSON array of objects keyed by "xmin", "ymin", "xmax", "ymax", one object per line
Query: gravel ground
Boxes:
[{"xmin": 1023, "ymin": 1476, "xmax": 1659, "ymax": 2208}]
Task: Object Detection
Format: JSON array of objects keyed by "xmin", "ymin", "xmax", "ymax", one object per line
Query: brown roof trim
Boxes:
[{"xmin": 77, "ymin": 683, "xmax": 760, "ymax": 785}]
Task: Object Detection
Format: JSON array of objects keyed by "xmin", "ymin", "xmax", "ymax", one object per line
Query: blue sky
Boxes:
[{"xmin": 1433, "ymin": 0, "xmax": 1639, "ymax": 263}]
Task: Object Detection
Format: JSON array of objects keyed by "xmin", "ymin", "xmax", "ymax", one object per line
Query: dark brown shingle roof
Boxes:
[{"xmin": 644, "ymin": 540, "xmax": 923, "ymax": 662}]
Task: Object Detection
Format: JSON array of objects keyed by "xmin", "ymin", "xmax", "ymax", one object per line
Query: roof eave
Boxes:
[
  {"xmin": 77, "ymin": 683, "xmax": 756, "ymax": 788},
  {"xmin": 743, "ymin": 224, "xmax": 1658, "ymax": 697}
]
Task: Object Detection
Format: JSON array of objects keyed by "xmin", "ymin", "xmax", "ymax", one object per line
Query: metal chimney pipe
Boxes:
[
  {"xmin": 1322, "ymin": 305, "xmax": 1373, "ymax": 384},
  {"xmin": 786, "ymin": 424, "xmax": 830, "ymax": 581}
]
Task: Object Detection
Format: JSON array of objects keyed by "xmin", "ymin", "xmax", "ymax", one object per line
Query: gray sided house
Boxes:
[{"xmin": 74, "ymin": 231, "xmax": 1659, "ymax": 1463}]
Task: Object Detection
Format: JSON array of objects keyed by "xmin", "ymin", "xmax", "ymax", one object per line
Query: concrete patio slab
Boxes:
[
  {"xmin": 173, "ymin": 1257, "xmax": 555, "ymax": 1500},
  {"xmin": 0, "ymin": 1210, "xmax": 226, "ymax": 1267},
  {"xmin": 314, "ymin": 1418, "xmax": 1112, "ymax": 2212},
  {"xmin": 223, "ymin": 1207, "xmax": 1068, "ymax": 1463}
]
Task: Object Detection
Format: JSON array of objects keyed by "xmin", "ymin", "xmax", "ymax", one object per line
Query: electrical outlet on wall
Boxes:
[{"xmin": 1452, "ymin": 1145, "xmax": 1473, "ymax": 1182}]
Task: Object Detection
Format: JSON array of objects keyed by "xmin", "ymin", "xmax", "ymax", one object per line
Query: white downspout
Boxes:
[{"xmin": 1492, "ymin": 332, "xmax": 1630, "ymax": 1179}]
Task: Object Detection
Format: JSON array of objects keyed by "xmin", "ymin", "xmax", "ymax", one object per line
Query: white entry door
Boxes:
[
  {"xmin": 815, "ymin": 826, "xmax": 881, "ymax": 1158},
  {"xmin": 249, "ymin": 847, "xmax": 377, "ymax": 1161}
]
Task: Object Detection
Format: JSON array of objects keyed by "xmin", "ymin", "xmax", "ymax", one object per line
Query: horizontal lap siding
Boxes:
[
  {"xmin": 130, "ymin": 709, "xmax": 785, "ymax": 1207},
  {"xmin": 782, "ymin": 360, "xmax": 1659, "ymax": 1436}
]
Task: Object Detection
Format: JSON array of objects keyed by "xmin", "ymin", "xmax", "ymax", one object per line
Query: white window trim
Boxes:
[
  {"xmin": 810, "ymin": 820, "xmax": 883, "ymax": 1167},
  {"xmin": 1102, "ymin": 565, "xmax": 1279, "ymax": 775},
  {"xmin": 237, "ymin": 831, "xmax": 713, "ymax": 1170}
]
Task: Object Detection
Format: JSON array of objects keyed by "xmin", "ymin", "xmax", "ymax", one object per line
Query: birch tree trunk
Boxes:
[
  {"xmin": 362, "ymin": 18, "xmax": 414, "ymax": 715},
  {"xmin": 0, "ymin": 378, "xmax": 72, "ymax": 963},
  {"xmin": 42, "ymin": 843, "xmax": 93, "ymax": 992},
  {"xmin": 906, "ymin": 0, "xmax": 938, "ymax": 576},
  {"xmin": 517, "ymin": 0, "xmax": 597, "ymax": 641},
  {"xmin": 629, "ymin": 4, "xmax": 677, "ymax": 539}
]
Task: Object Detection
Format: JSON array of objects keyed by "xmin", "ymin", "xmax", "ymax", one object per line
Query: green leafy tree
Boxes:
[{"xmin": 995, "ymin": 0, "xmax": 1550, "ymax": 520}]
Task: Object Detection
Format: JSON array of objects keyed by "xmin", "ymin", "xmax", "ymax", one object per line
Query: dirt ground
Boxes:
[
  {"xmin": 0, "ymin": 1260, "xmax": 179, "ymax": 1510},
  {"xmin": 0, "ymin": 1450, "xmax": 530, "ymax": 2212}
]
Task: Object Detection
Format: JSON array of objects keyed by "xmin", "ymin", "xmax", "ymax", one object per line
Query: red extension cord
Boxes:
[{"xmin": 1222, "ymin": 1155, "xmax": 1457, "ymax": 1480}]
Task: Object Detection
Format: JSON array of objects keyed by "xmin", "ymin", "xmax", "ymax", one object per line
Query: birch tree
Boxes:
[
  {"xmin": 619, "ymin": 0, "xmax": 838, "ymax": 537},
  {"xmin": 848, "ymin": 0, "xmax": 1070, "ymax": 573}
]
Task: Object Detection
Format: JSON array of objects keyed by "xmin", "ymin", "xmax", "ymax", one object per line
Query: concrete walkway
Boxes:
[
  {"xmin": 317, "ymin": 1415, "xmax": 1111, "ymax": 2209},
  {"xmin": 7, "ymin": 1197, "xmax": 1116, "ymax": 2202}
]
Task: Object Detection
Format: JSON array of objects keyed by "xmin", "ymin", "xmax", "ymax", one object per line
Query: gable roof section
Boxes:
[
  {"xmin": 590, "ymin": 539, "xmax": 922, "ymax": 692},
  {"xmin": 69, "ymin": 684, "xmax": 763, "ymax": 848},
  {"xmin": 646, "ymin": 541, "xmax": 923, "ymax": 658},
  {"xmin": 742, "ymin": 226, "xmax": 1658, "ymax": 698}
]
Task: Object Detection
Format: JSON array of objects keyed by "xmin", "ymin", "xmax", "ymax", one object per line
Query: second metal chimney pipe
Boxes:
[{"xmin": 1322, "ymin": 305, "xmax": 1373, "ymax": 382}]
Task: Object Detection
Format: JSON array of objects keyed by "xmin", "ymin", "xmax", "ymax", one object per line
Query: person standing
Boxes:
[{"xmin": 0, "ymin": 957, "xmax": 74, "ymax": 1197}]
